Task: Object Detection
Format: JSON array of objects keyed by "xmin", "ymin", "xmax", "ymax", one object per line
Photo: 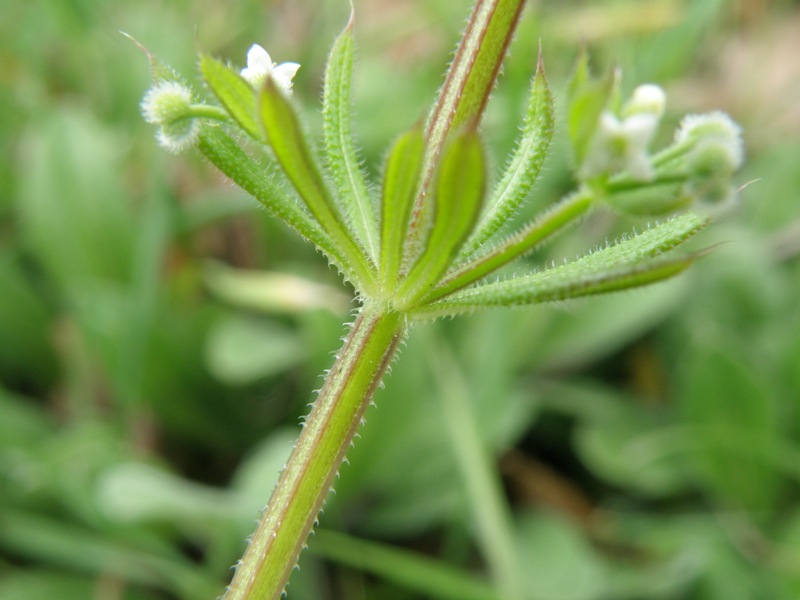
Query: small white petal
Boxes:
[
  {"xmin": 622, "ymin": 114, "xmax": 658, "ymax": 148},
  {"xmin": 246, "ymin": 44, "xmax": 273, "ymax": 71},
  {"xmin": 272, "ymin": 62, "xmax": 301, "ymax": 94},
  {"xmin": 241, "ymin": 44, "xmax": 274, "ymax": 85},
  {"xmin": 624, "ymin": 84, "xmax": 666, "ymax": 118}
]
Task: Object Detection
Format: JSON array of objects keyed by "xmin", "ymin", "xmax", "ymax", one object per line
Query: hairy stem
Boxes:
[
  {"xmin": 223, "ymin": 306, "xmax": 404, "ymax": 600},
  {"xmin": 405, "ymin": 0, "xmax": 526, "ymax": 263}
]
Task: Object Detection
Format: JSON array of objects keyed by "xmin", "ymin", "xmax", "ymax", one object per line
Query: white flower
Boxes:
[{"xmin": 240, "ymin": 44, "xmax": 300, "ymax": 94}]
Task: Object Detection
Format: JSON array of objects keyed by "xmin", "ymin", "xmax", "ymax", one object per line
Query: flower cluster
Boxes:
[
  {"xmin": 580, "ymin": 84, "xmax": 666, "ymax": 182},
  {"xmin": 569, "ymin": 68, "xmax": 744, "ymax": 215}
]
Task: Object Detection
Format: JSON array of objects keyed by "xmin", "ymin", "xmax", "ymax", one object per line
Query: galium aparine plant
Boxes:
[{"xmin": 135, "ymin": 0, "xmax": 743, "ymax": 597}]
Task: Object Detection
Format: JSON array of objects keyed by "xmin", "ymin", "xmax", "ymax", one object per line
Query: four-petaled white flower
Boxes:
[{"xmin": 240, "ymin": 44, "xmax": 300, "ymax": 94}]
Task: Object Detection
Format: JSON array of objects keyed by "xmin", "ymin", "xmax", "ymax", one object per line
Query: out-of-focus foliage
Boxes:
[{"xmin": 2, "ymin": 1, "xmax": 799, "ymax": 598}]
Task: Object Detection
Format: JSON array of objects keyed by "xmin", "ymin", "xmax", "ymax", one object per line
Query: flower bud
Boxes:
[
  {"xmin": 675, "ymin": 112, "xmax": 744, "ymax": 207},
  {"xmin": 622, "ymin": 84, "xmax": 666, "ymax": 119},
  {"xmin": 140, "ymin": 81, "xmax": 200, "ymax": 153},
  {"xmin": 677, "ymin": 111, "xmax": 744, "ymax": 173}
]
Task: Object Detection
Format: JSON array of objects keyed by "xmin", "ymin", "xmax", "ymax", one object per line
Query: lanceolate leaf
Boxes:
[
  {"xmin": 258, "ymin": 78, "xmax": 376, "ymax": 291},
  {"xmin": 200, "ymin": 55, "xmax": 263, "ymax": 141},
  {"xmin": 380, "ymin": 126, "xmax": 425, "ymax": 290},
  {"xmin": 397, "ymin": 130, "xmax": 486, "ymax": 307},
  {"xmin": 414, "ymin": 212, "xmax": 708, "ymax": 317},
  {"xmin": 196, "ymin": 127, "xmax": 346, "ymax": 271},
  {"xmin": 463, "ymin": 53, "xmax": 555, "ymax": 256},
  {"xmin": 567, "ymin": 52, "xmax": 618, "ymax": 170},
  {"xmin": 424, "ymin": 190, "xmax": 594, "ymax": 303},
  {"xmin": 415, "ymin": 255, "xmax": 696, "ymax": 318},
  {"xmin": 323, "ymin": 15, "xmax": 380, "ymax": 263}
]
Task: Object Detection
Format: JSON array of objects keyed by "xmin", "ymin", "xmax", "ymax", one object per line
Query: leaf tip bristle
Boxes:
[
  {"xmin": 346, "ymin": 1, "xmax": 356, "ymax": 32},
  {"xmin": 536, "ymin": 39, "xmax": 545, "ymax": 74}
]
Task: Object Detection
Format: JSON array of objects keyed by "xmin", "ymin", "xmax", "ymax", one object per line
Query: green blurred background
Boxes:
[{"xmin": 2, "ymin": 0, "xmax": 800, "ymax": 598}]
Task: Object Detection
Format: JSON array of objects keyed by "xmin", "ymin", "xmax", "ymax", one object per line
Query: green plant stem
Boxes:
[
  {"xmin": 406, "ymin": 0, "xmax": 526, "ymax": 260},
  {"xmin": 431, "ymin": 337, "xmax": 522, "ymax": 600},
  {"xmin": 223, "ymin": 305, "xmax": 404, "ymax": 600}
]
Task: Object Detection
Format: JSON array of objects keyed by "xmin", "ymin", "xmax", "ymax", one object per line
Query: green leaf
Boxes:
[
  {"xmin": 398, "ymin": 130, "xmax": 486, "ymax": 307},
  {"xmin": 16, "ymin": 110, "xmax": 135, "ymax": 292},
  {"xmin": 0, "ymin": 571, "xmax": 139, "ymax": 600},
  {"xmin": 677, "ymin": 338, "xmax": 782, "ymax": 510},
  {"xmin": 424, "ymin": 190, "xmax": 594, "ymax": 304},
  {"xmin": 322, "ymin": 15, "xmax": 380, "ymax": 263},
  {"xmin": 258, "ymin": 78, "xmax": 376, "ymax": 291},
  {"xmin": 200, "ymin": 54, "xmax": 262, "ymax": 141},
  {"xmin": 379, "ymin": 125, "xmax": 425, "ymax": 290},
  {"xmin": 203, "ymin": 263, "xmax": 350, "ymax": 315},
  {"xmin": 205, "ymin": 315, "xmax": 306, "ymax": 385},
  {"xmin": 566, "ymin": 52, "xmax": 618, "ymax": 170},
  {"xmin": 514, "ymin": 512, "xmax": 607, "ymax": 600},
  {"xmin": 463, "ymin": 53, "xmax": 555, "ymax": 256},
  {"xmin": 0, "ymin": 510, "xmax": 219, "ymax": 598},
  {"xmin": 196, "ymin": 127, "xmax": 345, "ymax": 267},
  {"xmin": 415, "ymin": 212, "xmax": 707, "ymax": 316},
  {"xmin": 420, "ymin": 257, "xmax": 695, "ymax": 318}
]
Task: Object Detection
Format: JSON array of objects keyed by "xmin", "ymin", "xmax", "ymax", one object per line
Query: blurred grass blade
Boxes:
[
  {"xmin": 200, "ymin": 54, "xmax": 263, "ymax": 141},
  {"xmin": 463, "ymin": 52, "xmax": 555, "ymax": 256},
  {"xmin": 204, "ymin": 263, "xmax": 350, "ymax": 315},
  {"xmin": 323, "ymin": 13, "xmax": 380, "ymax": 263},
  {"xmin": 380, "ymin": 125, "xmax": 425, "ymax": 290},
  {"xmin": 310, "ymin": 529, "xmax": 499, "ymax": 600},
  {"xmin": 196, "ymin": 127, "xmax": 345, "ymax": 267},
  {"xmin": 259, "ymin": 78, "xmax": 375, "ymax": 290},
  {"xmin": 399, "ymin": 130, "xmax": 486, "ymax": 306},
  {"xmin": 416, "ymin": 212, "xmax": 708, "ymax": 316},
  {"xmin": 425, "ymin": 190, "xmax": 594, "ymax": 303},
  {"xmin": 0, "ymin": 510, "xmax": 219, "ymax": 599}
]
